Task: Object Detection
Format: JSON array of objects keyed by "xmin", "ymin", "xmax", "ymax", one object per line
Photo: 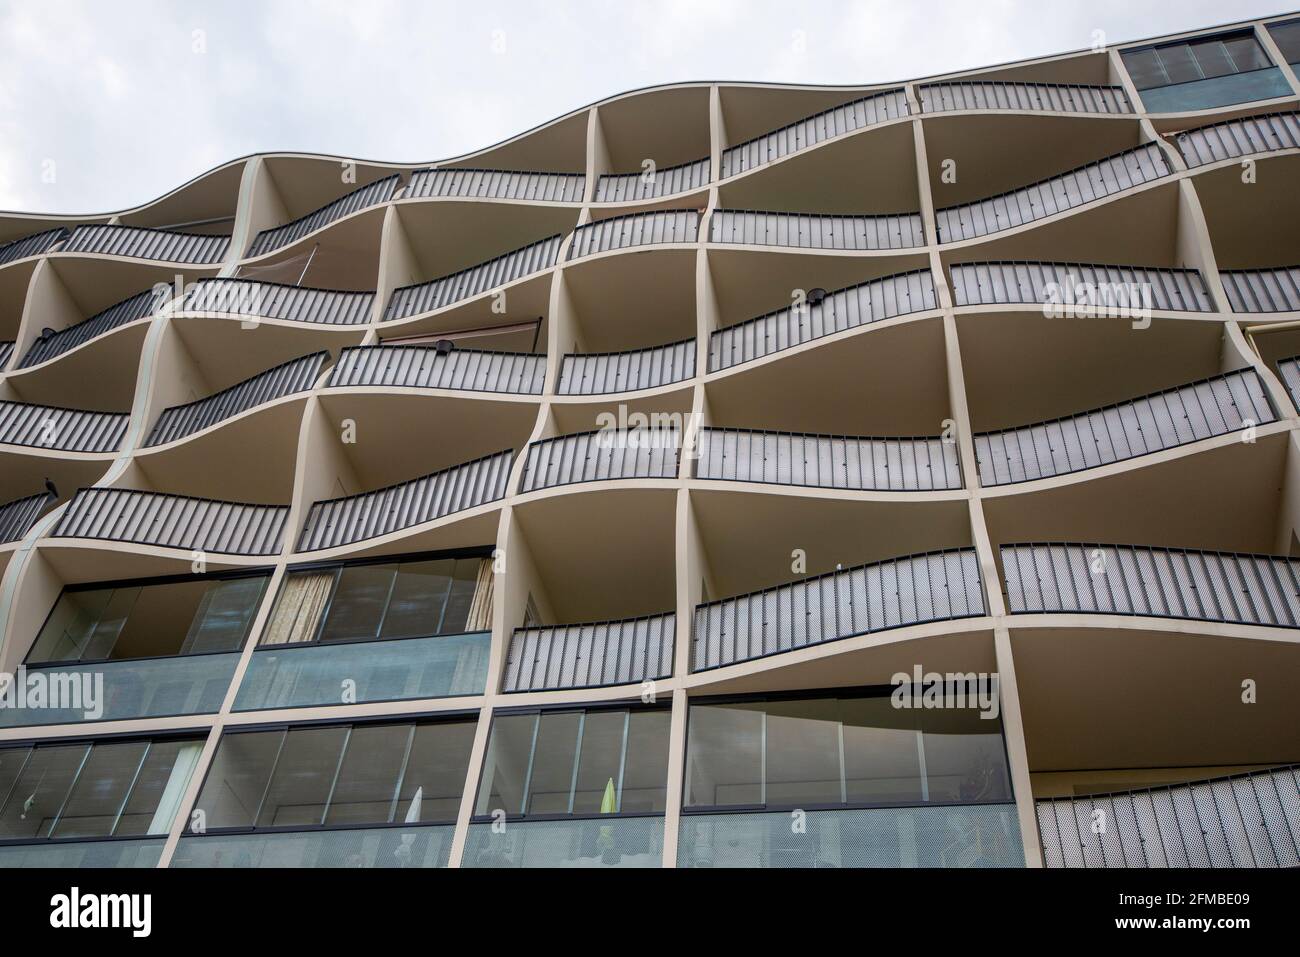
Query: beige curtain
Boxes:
[
  {"xmin": 261, "ymin": 571, "xmax": 334, "ymax": 645},
  {"xmin": 464, "ymin": 559, "xmax": 494, "ymax": 632}
]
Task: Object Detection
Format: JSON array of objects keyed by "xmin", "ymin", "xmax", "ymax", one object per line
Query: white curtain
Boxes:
[{"xmin": 261, "ymin": 571, "xmax": 335, "ymax": 645}]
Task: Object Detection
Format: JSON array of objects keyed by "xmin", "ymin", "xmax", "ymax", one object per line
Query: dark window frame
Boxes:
[{"xmin": 1121, "ymin": 28, "xmax": 1277, "ymax": 91}]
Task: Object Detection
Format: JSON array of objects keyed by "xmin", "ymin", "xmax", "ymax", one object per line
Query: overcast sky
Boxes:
[{"xmin": 0, "ymin": 0, "xmax": 1289, "ymax": 214}]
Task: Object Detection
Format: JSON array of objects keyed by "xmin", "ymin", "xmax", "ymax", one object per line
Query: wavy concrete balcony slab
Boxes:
[
  {"xmin": 520, "ymin": 429, "xmax": 680, "ymax": 492},
  {"xmin": 973, "ymin": 368, "xmax": 1273, "ymax": 486},
  {"xmin": 406, "ymin": 167, "xmax": 585, "ymax": 203},
  {"xmin": 328, "ymin": 344, "xmax": 544, "ymax": 395},
  {"xmin": 1037, "ymin": 765, "xmax": 1300, "ymax": 868},
  {"xmin": 182, "ymin": 278, "xmax": 375, "ymax": 325},
  {"xmin": 710, "ymin": 208, "xmax": 924, "ymax": 251},
  {"xmin": 708, "ymin": 268, "xmax": 937, "ymax": 372},
  {"xmin": 696, "ymin": 428, "xmax": 962, "ymax": 492},
  {"xmin": 1002, "ymin": 542, "xmax": 1300, "ymax": 628},
  {"xmin": 692, "ymin": 547, "xmax": 984, "ymax": 671},
  {"xmin": 557, "ymin": 338, "xmax": 695, "ymax": 395},
  {"xmin": 247, "ymin": 174, "xmax": 399, "ymax": 258},
  {"xmin": 296, "ymin": 449, "xmax": 513, "ymax": 551},
  {"xmin": 919, "ymin": 80, "xmax": 1132, "ymax": 114},
  {"xmin": 52, "ymin": 487, "xmax": 288, "ymax": 555},
  {"xmin": 935, "ymin": 143, "xmax": 1172, "ymax": 243},
  {"xmin": 1175, "ymin": 110, "xmax": 1300, "ymax": 167},
  {"xmin": 0, "ymin": 491, "xmax": 50, "ymax": 544},
  {"xmin": 503, "ymin": 611, "xmax": 675, "ymax": 692},
  {"xmin": 595, "ymin": 157, "xmax": 710, "ymax": 203},
  {"xmin": 384, "ymin": 234, "xmax": 563, "ymax": 320},
  {"xmin": 566, "ymin": 209, "xmax": 699, "ymax": 261},
  {"xmin": 721, "ymin": 88, "xmax": 910, "ymax": 179},
  {"xmin": 0, "ymin": 400, "xmax": 128, "ymax": 453},
  {"xmin": 60, "ymin": 224, "xmax": 230, "ymax": 265},
  {"xmin": 1221, "ymin": 266, "xmax": 1300, "ymax": 313},
  {"xmin": 0, "ymin": 226, "xmax": 68, "ymax": 266},
  {"xmin": 145, "ymin": 351, "xmax": 327, "ymax": 447},
  {"xmin": 19, "ymin": 287, "xmax": 165, "ymax": 369},
  {"xmin": 949, "ymin": 261, "xmax": 1214, "ymax": 312}
]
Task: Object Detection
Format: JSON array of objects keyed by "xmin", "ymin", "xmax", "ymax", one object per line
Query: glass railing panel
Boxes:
[
  {"xmin": 171, "ymin": 825, "xmax": 454, "ymax": 868},
  {"xmin": 462, "ymin": 817, "xmax": 664, "ymax": 868},
  {"xmin": 1137, "ymin": 68, "xmax": 1293, "ymax": 113},
  {"xmin": 0, "ymin": 838, "xmax": 165, "ymax": 868}
]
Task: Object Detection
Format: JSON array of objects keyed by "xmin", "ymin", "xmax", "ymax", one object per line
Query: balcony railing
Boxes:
[
  {"xmin": 1221, "ymin": 266, "xmax": 1300, "ymax": 313},
  {"xmin": 247, "ymin": 174, "xmax": 400, "ymax": 257},
  {"xmin": 233, "ymin": 631, "xmax": 490, "ymax": 710},
  {"xmin": 0, "ymin": 400, "xmax": 128, "ymax": 453},
  {"xmin": 296, "ymin": 449, "xmax": 514, "ymax": 551},
  {"xmin": 462, "ymin": 817, "xmax": 664, "ymax": 868},
  {"xmin": 709, "ymin": 208, "xmax": 925, "ymax": 251},
  {"xmin": 708, "ymin": 268, "xmax": 937, "ymax": 372},
  {"xmin": 0, "ymin": 341, "xmax": 11, "ymax": 369},
  {"xmin": 1279, "ymin": 355, "xmax": 1300, "ymax": 412},
  {"xmin": 384, "ymin": 234, "xmax": 563, "ymax": 320},
  {"xmin": 52, "ymin": 487, "xmax": 288, "ymax": 555},
  {"xmin": 60, "ymin": 224, "xmax": 230, "ymax": 264},
  {"xmin": 0, "ymin": 653, "xmax": 240, "ymax": 727},
  {"xmin": 594, "ymin": 157, "xmax": 711, "ymax": 202},
  {"xmin": 503, "ymin": 612, "xmax": 675, "ymax": 692},
  {"xmin": 20, "ymin": 288, "xmax": 166, "ymax": 368},
  {"xmin": 918, "ymin": 80, "xmax": 1132, "ymax": 114},
  {"xmin": 721, "ymin": 88, "xmax": 911, "ymax": 178},
  {"xmin": 183, "ymin": 278, "xmax": 375, "ymax": 325},
  {"xmin": 693, "ymin": 547, "xmax": 985, "ymax": 671},
  {"xmin": 0, "ymin": 838, "xmax": 165, "ymax": 868},
  {"xmin": 145, "ymin": 352, "xmax": 327, "ymax": 447},
  {"xmin": 328, "ymin": 344, "xmax": 545, "ymax": 395},
  {"xmin": 935, "ymin": 143, "xmax": 1172, "ymax": 243},
  {"xmin": 695, "ymin": 428, "xmax": 963, "ymax": 491},
  {"xmin": 172, "ymin": 826, "xmax": 454, "ymax": 868},
  {"xmin": 557, "ymin": 338, "xmax": 695, "ymax": 395},
  {"xmin": 566, "ymin": 209, "xmax": 700, "ymax": 261},
  {"xmin": 973, "ymin": 368, "xmax": 1274, "ymax": 486},
  {"xmin": 1037, "ymin": 765, "xmax": 1300, "ymax": 868},
  {"xmin": 0, "ymin": 226, "xmax": 68, "ymax": 266},
  {"xmin": 0, "ymin": 492, "xmax": 50, "ymax": 544},
  {"xmin": 406, "ymin": 167, "xmax": 585, "ymax": 203},
  {"xmin": 1002, "ymin": 542, "xmax": 1300, "ymax": 628},
  {"xmin": 519, "ymin": 429, "xmax": 680, "ymax": 492},
  {"xmin": 950, "ymin": 261, "xmax": 1214, "ymax": 312},
  {"xmin": 1175, "ymin": 110, "xmax": 1300, "ymax": 168}
]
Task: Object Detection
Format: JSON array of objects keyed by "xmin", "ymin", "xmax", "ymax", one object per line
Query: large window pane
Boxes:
[
  {"xmin": 1269, "ymin": 21, "xmax": 1300, "ymax": 64},
  {"xmin": 116, "ymin": 741, "xmax": 201, "ymax": 836},
  {"xmin": 182, "ymin": 578, "xmax": 268, "ymax": 653},
  {"xmin": 524, "ymin": 712, "xmax": 581, "ymax": 815},
  {"xmin": 255, "ymin": 726, "xmax": 348, "ymax": 827},
  {"xmin": 397, "ymin": 721, "xmax": 476, "ymax": 823},
  {"xmin": 620, "ymin": 710, "xmax": 670, "ymax": 813},
  {"xmin": 323, "ymin": 724, "xmax": 413, "ymax": 826},
  {"xmin": 922, "ymin": 709, "xmax": 1012, "ymax": 803},
  {"xmin": 49, "ymin": 741, "xmax": 149, "ymax": 839},
  {"xmin": 839, "ymin": 697, "xmax": 924, "ymax": 804},
  {"xmin": 1224, "ymin": 34, "xmax": 1271, "ymax": 72},
  {"xmin": 379, "ymin": 560, "xmax": 453, "ymax": 639},
  {"xmin": 318, "ymin": 564, "xmax": 395, "ymax": 642},
  {"xmin": 28, "ymin": 589, "xmax": 115, "ymax": 662},
  {"xmin": 1158, "ymin": 44, "xmax": 1202, "ymax": 85},
  {"xmin": 571, "ymin": 710, "xmax": 627, "ymax": 814},
  {"xmin": 195, "ymin": 730, "xmax": 284, "ymax": 829},
  {"xmin": 1122, "ymin": 48, "xmax": 1166, "ymax": 89},
  {"xmin": 0, "ymin": 744, "xmax": 90, "ymax": 838},
  {"xmin": 476, "ymin": 713, "xmax": 536, "ymax": 816},
  {"xmin": 685, "ymin": 704, "xmax": 763, "ymax": 807},
  {"xmin": 438, "ymin": 559, "xmax": 481, "ymax": 635},
  {"xmin": 764, "ymin": 698, "xmax": 842, "ymax": 806}
]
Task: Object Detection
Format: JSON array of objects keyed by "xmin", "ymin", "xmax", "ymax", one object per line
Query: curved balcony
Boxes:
[
  {"xmin": 1221, "ymin": 267, "xmax": 1300, "ymax": 313},
  {"xmin": 918, "ymin": 80, "xmax": 1132, "ymax": 115},
  {"xmin": 1037, "ymin": 765, "xmax": 1300, "ymax": 868},
  {"xmin": 1002, "ymin": 542, "xmax": 1300, "ymax": 629},
  {"xmin": 182, "ymin": 278, "xmax": 375, "ymax": 325},
  {"xmin": 935, "ymin": 143, "xmax": 1172, "ymax": 244},
  {"xmin": 60, "ymin": 224, "xmax": 230, "ymax": 265},
  {"xmin": 721, "ymin": 88, "xmax": 910, "ymax": 178},
  {"xmin": 0, "ymin": 400, "xmax": 128, "ymax": 453},
  {"xmin": 692, "ymin": 547, "xmax": 985, "ymax": 671},
  {"xmin": 0, "ymin": 226, "xmax": 68, "ymax": 266},
  {"xmin": 503, "ymin": 611, "xmax": 675, "ymax": 692},
  {"xmin": 695, "ymin": 428, "xmax": 962, "ymax": 491},
  {"xmin": 709, "ymin": 208, "xmax": 924, "ymax": 251},
  {"xmin": 296, "ymin": 449, "xmax": 513, "ymax": 551},
  {"xmin": 247, "ymin": 174, "xmax": 399, "ymax": 258},
  {"xmin": 566, "ymin": 210, "xmax": 699, "ymax": 261},
  {"xmin": 406, "ymin": 167, "xmax": 585, "ymax": 203},
  {"xmin": 1175, "ymin": 110, "xmax": 1300, "ymax": 168},
  {"xmin": 594, "ymin": 157, "xmax": 710, "ymax": 203},
  {"xmin": 384, "ymin": 234, "xmax": 563, "ymax": 321},
  {"xmin": 19, "ymin": 287, "xmax": 164, "ymax": 369},
  {"xmin": 51, "ymin": 487, "xmax": 288, "ymax": 555},
  {"xmin": 328, "ymin": 344, "xmax": 544, "ymax": 395},
  {"xmin": 973, "ymin": 368, "xmax": 1274, "ymax": 487},
  {"xmin": 708, "ymin": 268, "xmax": 937, "ymax": 372},
  {"xmin": 519, "ymin": 428, "xmax": 680, "ymax": 493},
  {"xmin": 949, "ymin": 261, "xmax": 1214, "ymax": 312},
  {"xmin": 0, "ymin": 491, "xmax": 51, "ymax": 544},
  {"xmin": 556, "ymin": 338, "xmax": 695, "ymax": 395},
  {"xmin": 145, "ymin": 351, "xmax": 327, "ymax": 447}
]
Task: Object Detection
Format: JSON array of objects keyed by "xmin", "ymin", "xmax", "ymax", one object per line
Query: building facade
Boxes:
[{"xmin": 1, "ymin": 12, "xmax": 1300, "ymax": 869}]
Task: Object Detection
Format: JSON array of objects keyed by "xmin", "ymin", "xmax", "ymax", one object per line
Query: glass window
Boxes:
[
  {"xmin": 764, "ymin": 698, "xmax": 843, "ymax": 806},
  {"xmin": 1269, "ymin": 20, "xmax": 1300, "ymax": 64},
  {"xmin": 254, "ymin": 726, "xmax": 348, "ymax": 828},
  {"xmin": 379, "ymin": 560, "xmax": 453, "ymax": 639},
  {"xmin": 323, "ymin": 724, "xmax": 413, "ymax": 826},
  {"xmin": 839, "ymin": 697, "xmax": 924, "ymax": 804},
  {"xmin": 476, "ymin": 713, "xmax": 536, "ymax": 816},
  {"xmin": 317, "ymin": 564, "xmax": 394, "ymax": 642},
  {"xmin": 1123, "ymin": 31, "xmax": 1274, "ymax": 91},
  {"xmin": 193, "ymin": 729, "xmax": 283, "ymax": 829},
  {"xmin": 684, "ymin": 703, "xmax": 763, "ymax": 807},
  {"xmin": 49, "ymin": 740, "xmax": 149, "ymax": 839},
  {"xmin": 396, "ymin": 721, "xmax": 475, "ymax": 823},
  {"xmin": 572, "ymin": 710, "xmax": 628, "ymax": 814},
  {"xmin": 182, "ymin": 578, "xmax": 269, "ymax": 653},
  {"xmin": 619, "ymin": 711, "xmax": 671, "ymax": 813},
  {"xmin": 1121, "ymin": 48, "xmax": 1166, "ymax": 89},
  {"xmin": 1158, "ymin": 43, "xmax": 1203, "ymax": 85},
  {"xmin": 525, "ymin": 712, "xmax": 581, "ymax": 815},
  {"xmin": 0, "ymin": 743, "xmax": 88, "ymax": 839}
]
